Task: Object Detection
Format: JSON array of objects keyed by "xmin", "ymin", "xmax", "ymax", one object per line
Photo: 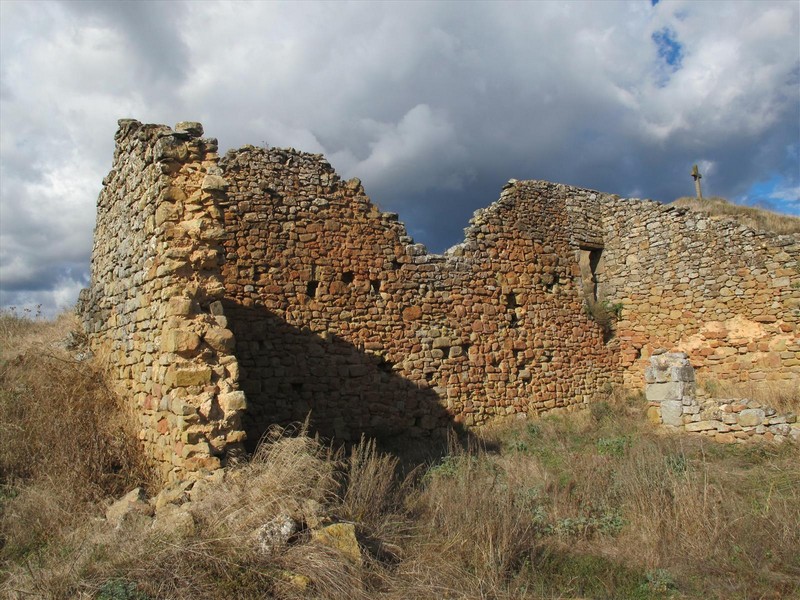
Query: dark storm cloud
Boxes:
[{"xmin": 0, "ymin": 0, "xmax": 798, "ymax": 314}]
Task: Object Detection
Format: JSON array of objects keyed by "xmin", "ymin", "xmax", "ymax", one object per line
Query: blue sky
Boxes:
[{"xmin": 1, "ymin": 0, "xmax": 798, "ymax": 315}]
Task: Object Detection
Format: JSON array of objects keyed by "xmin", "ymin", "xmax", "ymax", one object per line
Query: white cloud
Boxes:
[{"xmin": 0, "ymin": 0, "xmax": 797, "ymax": 315}]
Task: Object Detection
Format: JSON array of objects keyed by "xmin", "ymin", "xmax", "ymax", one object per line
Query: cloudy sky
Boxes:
[{"xmin": 1, "ymin": 0, "xmax": 798, "ymax": 315}]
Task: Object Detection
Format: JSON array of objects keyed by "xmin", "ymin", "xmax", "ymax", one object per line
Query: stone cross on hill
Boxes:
[{"xmin": 691, "ymin": 164, "xmax": 703, "ymax": 200}]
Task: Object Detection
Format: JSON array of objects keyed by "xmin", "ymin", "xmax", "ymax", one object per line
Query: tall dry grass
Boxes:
[
  {"xmin": 2, "ymin": 313, "xmax": 798, "ymax": 600},
  {"xmin": 698, "ymin": 376, "xmax": 800, "ymax": 414},
  {"xmin": 671, "ymin": 196, "xmax": 800, "ymax": 235},
  {"xmin": 0, "ymin": 310, "xmax": 153, "ymax": 582}
]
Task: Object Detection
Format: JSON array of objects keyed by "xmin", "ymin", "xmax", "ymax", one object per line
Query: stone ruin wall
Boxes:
[
  {"xmin": 79, "ymin": 121, "xmax": 247, "ymax": 482},
  {"xmin": 218, "ymin": 149, "xmax": 619, "ymax": 445},
  {"xmin": 79, "ymin": 120, "xmax": 799, "ymax": 481},
  {"xmin": 595, "ymin": 197, "xmax": 799, "ymax": 389}
]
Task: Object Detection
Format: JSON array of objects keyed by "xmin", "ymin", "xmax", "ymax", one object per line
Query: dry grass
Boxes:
[
  {"xmin": 2, "ymin": 312, "xmax": 799, "ymax": 599},
  {"xmin": 0, "ymin": 310, "xmax": 154, "ymax": 589},
  {"xmin": 699, "ymin": 377, "xmax": 800, "ymax": 414},
  {"xmin": 671, "ymin": 196, "xmax": 800, "ymax": 235}
]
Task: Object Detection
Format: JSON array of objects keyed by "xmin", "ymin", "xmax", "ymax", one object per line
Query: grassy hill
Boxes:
[
  {"xmin": 671, "ymin": 196, "xmax": 800, "ymax": 235},
  {"xmin": 2, "ymin": 312, "xmax": 799, "ymax": 600}
]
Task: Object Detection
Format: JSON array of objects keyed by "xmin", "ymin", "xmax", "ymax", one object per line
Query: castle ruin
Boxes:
[{"xmin": 78, "ymin": 120, "xmax": 800, "ymax": 482}]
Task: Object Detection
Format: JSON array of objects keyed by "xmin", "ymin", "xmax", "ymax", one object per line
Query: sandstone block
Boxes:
[
  {"xmin": 312, "ymin": 522, "xmax": 361, "ymax": 564},
  {"xmin": 218, "ymin": 391, "xmax": 247, "ymax": 414},
  {"xmin": 646, "ymin": 404, "xmax": 661, "ymax": 424},
  {"xmin": 170, "ymin": 366, "xmax": 212, "ymax": 387},
  {"xmin": 162, "ymin": 329, "xmax": 201, "ymax": 354},
  {"xmin": 167, "ymin": 297, "xmax": 194, "ymax": 316},
  {"xmin": 402, "ymin": 305, "xmax": 422, "ymax": 321},
  {"xmin": 204, "ymin": 327, "xmax": 235, "ymax": 353},
  {"xmin": 174, "ymin": 121, "xmax": 204, "ymax": 137}
]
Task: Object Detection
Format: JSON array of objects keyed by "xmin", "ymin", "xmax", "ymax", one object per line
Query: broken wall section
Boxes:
[
  {"xmin": 79, "ymin": 120, "xmax": 245, "ymax": 483},
  {"xmin": 599, "ymin": 198, "xmax": 800, "ymax": 388},
  {"xmin": 218, "ymin": 150, "xmax": 620, "ymax": 444}
]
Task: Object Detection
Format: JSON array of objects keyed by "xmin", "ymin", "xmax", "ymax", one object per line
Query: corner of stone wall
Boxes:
[{"xmin": 80, "ymin": 119, "xmax": 247, "ymax": 484}]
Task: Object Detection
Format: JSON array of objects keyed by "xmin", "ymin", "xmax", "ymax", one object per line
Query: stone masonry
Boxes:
[
  {"xmin": 80, "ymin": 120, "xmax": 800, "ymax": 481},
  {"xmin": 646, "ymin": 352, "xmax": 800, "ymax": 443}
]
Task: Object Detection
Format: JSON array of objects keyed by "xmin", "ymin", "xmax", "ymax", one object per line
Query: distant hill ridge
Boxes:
[{"xmin": 671, "ymin": 196, "xmax": 800, "ymax": 236}]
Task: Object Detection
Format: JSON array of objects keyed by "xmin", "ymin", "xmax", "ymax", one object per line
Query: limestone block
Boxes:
[
  {"xmin": 738, "ymin": 408, "xmax": 765, "ymax": 427},
  {"xmin": 257, "ymin": 514, "xmax": 299, "ymax": 556},
  {"xmin": 153, "ymin": 504, "xmax": 196, "ymax": 537},
  {"xmin": 646, "ymin": 381, "xmax": 685, "ymax": 403},
  {"xmin": 155, "ymin": 202, "xmax": 181, "ymax": 226},
  {"xmin": 685, "ymin": 420, "xmax": 721, "ymax": 432},
  {"xmin": 670, "ymin": 365, "xmax": 695, "ymax": 382},
  {"xmin": 201, "ymin": 174, "xmax": 228, "ymax": 191},
  {"xmin": 106, "ymin": 487, "xmax": 153, "ymax": 527},
  {"xmin": 171, "ymin": 398, "xmax": 196, "ymax": 416},
  {"xmin": 660, "ymin": 400, "xmax": 683, "ymax": 426},
  {"xmin": 432, "ymin": 336, "xmax": 452, "ymax": 349}
]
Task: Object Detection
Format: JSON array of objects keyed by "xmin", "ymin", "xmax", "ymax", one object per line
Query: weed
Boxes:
[
  {"xmin": 97, "ymin": 579, "xmax": 152, "ymax": 600},
  {"xmin": 597, "ymin": 435, "xmax": 632, "ymax": 457}
]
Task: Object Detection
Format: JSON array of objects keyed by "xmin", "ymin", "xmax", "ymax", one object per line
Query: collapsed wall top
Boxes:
[{"xmin": 79, "ymin": 119, "xmax": 800, "ymax": 482}]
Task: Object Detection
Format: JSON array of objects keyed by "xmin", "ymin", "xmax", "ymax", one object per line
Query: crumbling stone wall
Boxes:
[
  {"xmin": 645, "ymin": 352, "xmax": 800, "ymax": 443},
  {"xmin": 596, "ymin": 197, "xmax": 799, "ymax": 387},
  {"xmin": 80, "ymin": 120, "xmax": 799, "ymax": 480},
  {"xmin": 217, "ymin": 152, "xmax": 618, "ymax": 444},
  {"xmin": 79, "ymin": 120, "xmax": 246, "ymax": 482}
]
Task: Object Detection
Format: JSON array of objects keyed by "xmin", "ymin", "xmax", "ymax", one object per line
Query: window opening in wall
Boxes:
[
  {"xmin": 505, "ymin": 292, "xmax": 517, "ymax": 310},
  {"xmin": 578, "ymin": 246, "xmax": 603, "ymax": 303},
  {"xmin": 342, "ymin": 271, "xmax": 355, "ymax": 285},
  {"xmin": 588, "ymin": 248, "xmax": 602, "ymax": 302},
  {"xmin": 391, "ymin": 259, "xmax": 401, "ymax": 270},
  {"xmin": 504, "ymin": 292, "xmax": 520, "ymax": 327},
  {"xmin": 370, "ymin": 279, "xmax": 381, "ymax": 295},
  {"xmin": 306, "ymin": 280, "xmax": 319, "ymax": 298}
]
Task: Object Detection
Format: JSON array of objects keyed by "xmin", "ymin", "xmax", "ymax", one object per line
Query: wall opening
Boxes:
[
  {"xmin": 579, "ymin": 246, "xmax": 603, "ymax": 303},
  {"xmin": 306, "ymin": 280, "xmax": 319, "ymax": 298}
]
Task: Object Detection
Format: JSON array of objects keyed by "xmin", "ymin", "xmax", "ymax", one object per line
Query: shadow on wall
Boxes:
[{"xmin": 225, "ymin": 301, "xmax": 479, "ymax": 463}]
